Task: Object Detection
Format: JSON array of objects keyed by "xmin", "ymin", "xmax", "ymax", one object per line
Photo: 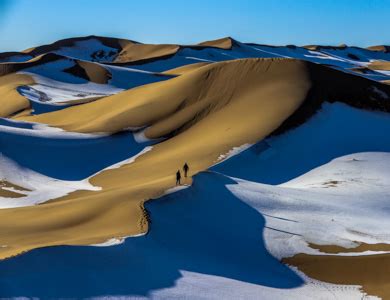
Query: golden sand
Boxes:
[
  {"xmin": 0, "ymin": 58, "xmax": 311, "ymax": 259},
  {"xmin": 163, "ymin": 62, "xmax": 211, "ymax": 75},
  {"xmin": 284, "ymin": 253, "xmax": 390, "ymax": 299},
  {"xmin": 0, "ymin": 181, "xmax": 30, "ymax": 198},
  {"xmin": 368, "ymin": 60, "xmax": 390, "ymax": 71},
  {"xmin": 367, "ymin": 45, "xmax": 390, "ymax": 52},
  {"xmin": 114, "ymin": 37, "xmax": 232, "ymax": 64},
  {"xmin": 197, "ymin": 37, "xmax": 233, "ymax": 49},
  {"xmin": 0, "ymin": 73, "xmax": 34, "ymax": 117},
  {"xmin": 114, "ymin": 42, "xmax": 180, "ymax": 64},
  {"xmin": 77, "ymin": 60, "xmax": 109, "ymax": 84}
]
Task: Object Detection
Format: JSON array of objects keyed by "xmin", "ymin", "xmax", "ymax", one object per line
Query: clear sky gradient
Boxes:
[{"xmin": 0, "ymin": 0, "xmax": 389, "ymax": 52}]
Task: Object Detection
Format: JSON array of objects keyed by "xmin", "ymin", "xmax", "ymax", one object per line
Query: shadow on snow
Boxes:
[{"xmin": 0, "ymin": 172, "xmax": 303, "ymax": 298}]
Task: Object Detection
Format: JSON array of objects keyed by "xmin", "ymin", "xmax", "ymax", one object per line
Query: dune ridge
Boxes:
[
  {"xmin": 0, "ymin": 58, "xmax": 311, "ymax": 259},
  {"xmin": 15, "ymin": 36, "xmax": 235, "ymax": 65},
  {"xmin": 2, "ymin": 57, "xmax": 390, "ymax": 260}
]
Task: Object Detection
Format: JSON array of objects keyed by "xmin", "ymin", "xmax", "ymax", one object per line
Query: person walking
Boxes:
[
  {"xmin": 183, "ymin": 162, "xmax": 189, "ymax": 177},
  {"xmin": 176, "ymin": 170, "xmax": 182, "ymax": 185}
]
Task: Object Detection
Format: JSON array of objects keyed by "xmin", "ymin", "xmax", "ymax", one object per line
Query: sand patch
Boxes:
[
  {"xmin": 0, "ymin": 181, "xmax": 30, "ymax": 198},
  {"xmin": 310, "ymin": 242, "xmax": 390, "ymax": 254},
  {"xmin": 368, "ymin": 60, "xmax": 390, "ymax": 71},
  {"xmin": 284, "ymin": 253, "xmax": 390, "ymax": 299}
]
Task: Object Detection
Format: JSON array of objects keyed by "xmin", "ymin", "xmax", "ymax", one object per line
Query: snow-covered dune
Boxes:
[
  {"xmin": 1, "ymin": 36, "xmax": 390, "ymax": 299},
  {"xmin": 213, "ymin": 102, "xmax": 390, "ymax": 184},
  {"xmin": 0, "ymin": 169, "xmax": 379, "ymax": 299}
]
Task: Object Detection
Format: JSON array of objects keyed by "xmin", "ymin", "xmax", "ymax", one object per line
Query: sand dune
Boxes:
[
  {"xmin": 13, "ymin": 36, "xmax": 236, "ymax": 66},
  {"xmin": 0, "ymin": 58, "xmax": 311, "ymax": 258},
  {"xmin": 0, "ymin": 73, "xmax": 34, "ymax": 117},
  {"xmin": 197, "ymin": 37, "xmax": 233, "ymax": 49},
  {"xmin": 1, "ymin": 36, "xmax": 390, "ymax": 299},
  {"xmin": 21, "ymin": 58, "xmax": 309, "ymax": 133},
  {"xmin": 3, "ymin": 57, "xmax": 390, "ymax": 260},
  {"xmin": 367, "ymin": 45, "xmax": 390, "ymax": 52},
  {"xmin": 162, "ymin": 62, "xmax": 211, "ymax": 75},
  {"xmin": 114, "ymin": 41, "xmax": 180, "ymax": 64}
]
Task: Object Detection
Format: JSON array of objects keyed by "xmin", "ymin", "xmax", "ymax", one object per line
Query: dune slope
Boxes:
[{"xmin": 0, "ymin": 58, "xmax": 311, "ymax": 258}]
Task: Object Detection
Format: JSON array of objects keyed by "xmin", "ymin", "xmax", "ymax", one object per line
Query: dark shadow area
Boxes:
[
  {"xmin": 0, "ymin": 118, "xmax": 34, "ymax": 129},
  {"xmin": 30, "ymin": 98, "xmax": 72, "ymax": 114},
  {"xmin": 213, "ymin": 102, "xmax": 390, "ymax": 184},
  {"xmin": 0, "ymin": 126, "xmax": 148, "ymax": 180},
  {"xmin": 0, "ymin": 172, "xmax": 303, "ymax": 298}
]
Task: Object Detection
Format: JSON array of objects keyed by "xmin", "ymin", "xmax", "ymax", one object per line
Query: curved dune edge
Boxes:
[
  {"xmin": 0, "ymin": 58, "xmax": 311, "ymax": 259},
  {"xmin": 20, "ymin": 58, "xmax": 308, "ymax": 133},
  {"xmin": 72, "ymin": 60, "xmax": 110, "ymax": 84},
  {"xmin": 284, "ymin": 253, "xmax": 390, "ymax": 299},
  {"xmin": 114, "ymin": 37, "xmax": 233, "ymax": 65},
  {"xmin": 114, "ymin": 42, "xmax": 180, "ymax": 63},
  {"xmin": 162, "ymin": 62, "xmax": 211, "ymax": 75},
  {"xmin": 197, "ymin": 36, "xmax": 233, "ymax": 49},
  {"xmin": 0, "ymin": 73, "xmax": 34, "ymax": 117}
]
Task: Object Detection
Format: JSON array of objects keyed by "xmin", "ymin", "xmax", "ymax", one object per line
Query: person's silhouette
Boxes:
[
  {"xmin": 183, "ymin": 163, "xmax": 189, "ymax": 177},
  {"xmin": 176, "ymin": 170, "xmax": 181, "ymax": 185}
]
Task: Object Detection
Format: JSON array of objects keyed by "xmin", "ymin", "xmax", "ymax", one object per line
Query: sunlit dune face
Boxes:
[
  {"xmin": 0, "ymin": 73, "xmax": 34, "ymax": 117},
  {"xmin": 0, "ymin": 58, "xmax": 310, "ymax": 259}
]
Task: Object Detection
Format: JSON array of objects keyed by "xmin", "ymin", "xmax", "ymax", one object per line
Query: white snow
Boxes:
[
  {"xmin": 0, "ymin": 122, "xmax": 153, "ymax": 208},
  {"xmin": 90, "ymin": 238, "xmax": 126, "ymax": 247},
  {"xmin": 100, "ymin": 147, "xmax": 153, "ymax": 172},
  {"xmin": 133, "ymin": 129, "xmax": 152, "ymax": 143},
  {"xmin": 375, "ymin": 69, "xmax": 390, "ymax": 76},
  {"xmin": 0, "ymin": 154, "xmax": 99, "ymax": 208},
  {"xmin": 228, "ymin": 152, "xmax": 390, "ymax": 258},
  {"xmin": 18, "ymin": 72, "xmax": 123, "ymax": 104},
  {"xmin": 147, "ymin": 270, "xmax": 377, "ymax": 300},
  {"xmin": 130, "ymin": 152, "xmax": 390, "ymax": 299},
  {"xmin": 215, "ymin": 143, "xmax": 252, "ymax": 164}
]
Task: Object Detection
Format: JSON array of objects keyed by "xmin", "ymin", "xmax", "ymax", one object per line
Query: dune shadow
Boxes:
[
  {"xmin": 213, "ymin": 102, "xmax": 390, "ymax": 184},
  {"xmin": 0, "ymin": 172, "xmax": 303, "ymax": 298},
  {"xmin": 0, "ymin": 126, "xmax": 148, "ymax": 180}
]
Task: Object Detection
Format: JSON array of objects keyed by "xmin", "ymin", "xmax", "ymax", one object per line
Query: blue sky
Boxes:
[{"xmin": 0, "ymin": 0, "xmax": 389, "ymax": 52}]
